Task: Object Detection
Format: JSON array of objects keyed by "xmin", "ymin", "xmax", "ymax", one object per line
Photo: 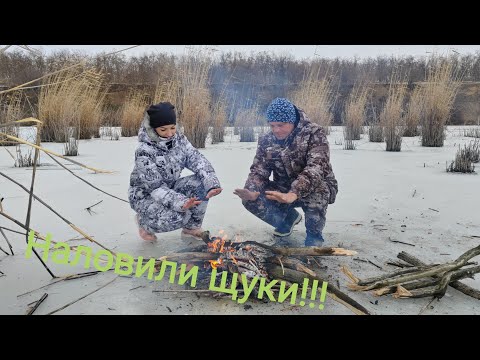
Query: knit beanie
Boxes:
[
  {"xmin": 147, "ymin": 102, "xmax": 177, "ymax": 128},
  {"xmin": 266, "ymin": 98, "xmax": 297, "ymax": 124}
]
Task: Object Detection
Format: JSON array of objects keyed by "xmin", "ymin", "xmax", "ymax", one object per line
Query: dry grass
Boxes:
[
  {"xmin": 290, "ymin": 64, "xmax": 335, "ymax": 134},
  {"xmin": 380, "ymin": 71, "xmax": 407, "ymax": 152},
  {"xmin": 0, "ymin": 90, "xmax": 23, "ymax": 146},
  {"xmin": 447, "ymin": 143, "xmax": 476, "ymax": 173},
  {"xmin": 403, "ymin": 84, "xmax": 424, "ymax": 137},
  {"xmin": 153, "ymin": 79, "xmax": 179, "ymax": 105},
  {"xmin": 120, "ymin": 90, "xmax": 149, "ymax": 137},
  {"xmin": 464, "ymin": 139, "xmax": 480, "ymax": 163},
  {"xmin": 368, "ymin": 102, "xmax": 383, "ymax": 142},
  {"xmin": 38, "ymin": 64, "xmax": 106, "ymax": 156},
  {"xmin": 234, "ymin": 106, "xmax": 259, "ymax": 142},
  {"xmin": 78, "ymin": 72, "xmax": 107, "ymax": 139},
  {"xmin": 211, "ymin": 99, "xmax": 227, "ymax": 144},
  {"xmin": 344, "ymin": 85, "xmax": 369, "ymax": 140},
  {"xmin": 175, "ymin": 47, "xmax": 214, "ymax": 148},
  {"xmin": 463, "ymin": 127, "xmax": 480, "ymax": 138},
  {"xmin": 422, "ymin": 56, "xmax": 463, "ymax": 147}
]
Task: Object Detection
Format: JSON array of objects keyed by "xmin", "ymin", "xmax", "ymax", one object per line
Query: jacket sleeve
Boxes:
[
  {"xmin": 290, "ymin": 129, "xmax": 332, "ymax": 199},
  {"xmin": 244, "ymin": 135, "xmax": 271, "ymax": 192},
  {"xmin": 183, "ymin": 138, "xmax": 221, "ymax": 193},
  {"xmin": 130, "ymin": 147, "xmax": 189, "ymax": 212}
]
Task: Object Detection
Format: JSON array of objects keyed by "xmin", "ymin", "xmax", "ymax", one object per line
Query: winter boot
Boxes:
[{"xmin": 273, "ymin": 208, "xmax": 302, "ymax": 237}]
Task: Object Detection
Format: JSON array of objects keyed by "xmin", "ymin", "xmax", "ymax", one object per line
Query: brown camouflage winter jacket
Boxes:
[{"xmin": 244, "ymin": 109, "xmax": 338, "ymax": 204}]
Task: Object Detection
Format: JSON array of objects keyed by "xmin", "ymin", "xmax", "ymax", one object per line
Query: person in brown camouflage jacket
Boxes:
[{"xmin": 234, "ymin": 97, "xmax": 338, "ymax": 247}]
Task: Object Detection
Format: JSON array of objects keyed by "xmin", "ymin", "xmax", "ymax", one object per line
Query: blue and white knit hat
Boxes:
[{"xmin": 266, "ymin": 98, "xmax": 297, "ymax": 124}]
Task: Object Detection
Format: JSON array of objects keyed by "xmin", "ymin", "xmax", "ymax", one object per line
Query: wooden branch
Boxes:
[
  {"xmin": 0, "ymin": 227, "xmax": 14, "ymax": 255},
  {"xmin": 271, "ymin": 246, "xmax": 357, "ymax": 256},
  {"xmin": 0, "ymin": 226, "xmax": 24, "ymax": 236},
  {"xmin": 85, "ymin": 200, "xmax": 103, "ymax": 213},
  {"xmin": 0, "ymin": 171, "xmax": 116, "ymax": 256},
  {"xmin": 398, "ymin": 252, "xmax": 480, "ymax": 300},
  {"xmin": 389, "ymin": 239, "xmax": 415, "ymax": 247},
  {"xmin": 353, "ymin": 244, "xmax": 480, "ymax": 291},
  {"xmin": 199, "ymin": 232, "xmax": 356, "ymax": 256},
  {"xmin": 357, "ymin": 265, "xmax": 435, "ymax": 286},
  {"xmin": 25, "ymin": 293, "xmax": 48, "ymax": 315},
  {"xmin": 24, "ymin": 127, "xmax": 55, "ymax": 278},
  {"xmin": 3, "ymin": 146, "xmax": 16, "ymax": 162},
  {"xmin": 45, "ymin": 153, "xmax": 127, "ymax": 203},
  {"xmin": 373, "ymin": 265, "xmax": 480, "ymax": 296},
  {"xmin": 267, "ymin": 265, "xmax": 370, "ymax": 315},
  {"xmin": 0, "ymin": 245, "xmax": 9, "ymax": 255},
  {"xmin": 46, "ymin": 276, "xmax": 117, "ymax": 315}
]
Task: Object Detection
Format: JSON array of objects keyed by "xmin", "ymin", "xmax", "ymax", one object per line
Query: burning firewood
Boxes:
[
  {"xmin": 343, "ymin": 244, "xmax": 480, "ymax": 300},
  {"xmin": 154, "ymin": 231, "xmax": 371, "ymax": 315}
]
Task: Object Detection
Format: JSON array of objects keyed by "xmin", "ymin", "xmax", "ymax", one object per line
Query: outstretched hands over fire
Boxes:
[
  {"xmin": 233, "ymin": 188, "xmax": 260, "ymax": 201},
  {"xmin": 182, "ymin": 188, "xmax": 223, "ymax": 210},
  {"xmin": 206, "ymin": 187, "xmax": 223, "ymax": 199},
  {"xmin": 182, "ymin": 197, "xmax": 203, "ymax": 210},
  {"xmin": 265, "ymin": 191, "xmax": 298, "ymax": 204}
]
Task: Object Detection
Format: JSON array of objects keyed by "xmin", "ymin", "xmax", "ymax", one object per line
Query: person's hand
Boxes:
[
  {"xmin": 182, "ymin": 197, "xmax": 202, "ymax": 210},
  {"xmin": 206, "ymin": 188, "xmax": 223, "ymax": 199},
  {"xmin": 233, "ymin": 188, "xmax": 260, "ymax": 201},
  {"xmin": 265, "ymin": 191, "xmax": 298, "ymax": 204}
]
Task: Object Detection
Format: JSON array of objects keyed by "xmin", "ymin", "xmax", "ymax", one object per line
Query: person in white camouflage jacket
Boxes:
[
  {"xmin": 129, "ymin": 102, "xmax": 222, "ymax": 241},
  {"xmin": 234, "ymin": 97, "xmax": 338, "ymax": 247}
]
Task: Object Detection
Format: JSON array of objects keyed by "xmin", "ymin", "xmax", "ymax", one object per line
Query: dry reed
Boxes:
[
  {"xmin": 422, "ymin": 56, "xmax": 463, "ymax": 147},
  {"xmin": 290, "ymin": 64, "xmax": 335, "ymax": 134}
]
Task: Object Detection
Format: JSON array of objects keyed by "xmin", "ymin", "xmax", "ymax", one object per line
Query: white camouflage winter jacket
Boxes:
[{"xmin": 128, "ymin": 116, "xmax": 221, "ymax": 213}]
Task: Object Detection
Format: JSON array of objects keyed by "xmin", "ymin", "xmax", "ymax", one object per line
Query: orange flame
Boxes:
[{"xmin": 208, "ymin": 258, "xmax": 223, "ymax": 269}]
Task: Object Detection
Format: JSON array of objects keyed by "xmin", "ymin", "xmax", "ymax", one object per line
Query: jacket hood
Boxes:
[{"xmin": 138, "ymin": 113, "xmax": 178, "ymax": 150}]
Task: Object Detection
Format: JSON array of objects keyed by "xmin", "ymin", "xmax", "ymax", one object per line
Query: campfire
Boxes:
[{"xmin": 155, "ymin": 230, "xmax": 371, "ymax": 315}]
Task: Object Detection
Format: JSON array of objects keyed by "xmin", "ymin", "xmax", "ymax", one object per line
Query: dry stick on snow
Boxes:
[
  {"xmin": 1, "ymin": 225, "xmax": 33, "ymax": 236},
  {"xmin": 386, "ymin": 260, "xmax": 414, "ymax": 268},
  {"xmin": 389, "ymin": 239, "xmax": 416, "ymax": 247},
  {"xmin": 0, "ymin": 210, "xmax": 107, "ymax": 261},
  {"xmin": 3, "ymin": 147, "xmax": 16, "ymax": 163},
  {"xmin": 0, "ymin": 245, "xmax": 9, "ymax": 255},
  {"xmin": 246, "ymin": 241, "xmax": 357, "ymax": 257},
  {"xmin": 398, "ymin": 251, "xmax": 480, "ymax": 300},
  {"xmin": 85, "ymin": 200, "xmax": 103, "ymax": 215},
  {"xmin": 0, "ymin": 132, "xmax": 112, "ymax": 174},
  {"xmin": 412, "ymin": 189, "xmax": 417, "ymax": 198},
  {"xmin": 24, "ymin": 126, "xmax": 55, "ymax": 278},
  {"xmin": 350, "ymin": 245, "xmax": 480, "ymax": 298},
  {"xmin": 17, "ymin": 270, "xmax": 111, "ymax": 298},
  {"xmin": 45, "ymin": 153, "xmax": 128, "ymax": 203},
  {"xmin": 0, "ymin": 172, "xmax": 116, "ymax": 256},
  {"xmin": 0, "ymin": 227, "xmax": 14, "ymax": 255},
  {"xmin": 25, "ymin": 293, "xmax": 48, "ymax": 315},
  {"xmin": 373, "ymin": 265, "xmax": 480, "ymax": 296},
  {"xmin": 428, "ymin": 208, "xmax": 440, "ymax": 212},
  {"xmin": 46, "ymin": 276, "xmax": 118, "ymax": 315},
  {"xmin": 267, "ymin": 266, "xmax": 370, "ymax": 315}
]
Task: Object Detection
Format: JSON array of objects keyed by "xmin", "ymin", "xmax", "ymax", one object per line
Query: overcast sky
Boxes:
[
  {"xmin": 5, "ymin": 45, "xmax": 480, "ymax": 60},
  {"xmin": 3, "ymin": 45, "xmax": 480, "ymax": 60}
]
